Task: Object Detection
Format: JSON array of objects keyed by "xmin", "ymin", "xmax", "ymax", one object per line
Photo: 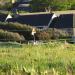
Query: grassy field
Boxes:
[{"xmin": 0, "ymin": 41, "xmax": 75, "ymax": 75}]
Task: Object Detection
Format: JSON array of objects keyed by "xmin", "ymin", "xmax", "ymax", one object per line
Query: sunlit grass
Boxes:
[{"xmin": 0, "ymin": 41, "xmax": 75, "ymax": 75}]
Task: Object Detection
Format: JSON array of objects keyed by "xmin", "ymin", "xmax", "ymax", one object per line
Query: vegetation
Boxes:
[
  {"xmin": 0, "ymin": 29, "xmax": 25, "ymax": 42},
  {"xmin": 0, "ymin": 1, "xmax": 75, "ymax": 75},
  {"xmin": 0, "ymin": 22, "xmax": 33, "ymax": 41},
  {"xmin": 0, "ymin": 0, "xmax": 12, "ymax": 10},
  {"xmin": 0, "ymin": 22, "xmax": 71, "ymax": 42},
  {"xmin": 0, "ymin": 42, "xmax": 74, "ymax": 75},
  {"xmin": 31, "ymin": 0, "xmax": 75, "ymax": 11},
  {"xmin": 0, "ymin": 22, "xmax": 33, "ymax": 31},
  {"xmin": 0, "ymin": 0, "xmax": 75, "ymax": 11}
]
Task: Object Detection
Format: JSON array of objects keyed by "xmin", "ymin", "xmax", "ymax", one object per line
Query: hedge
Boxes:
[
  {"xmin": 0, "ymin": 29, "xmax": 25, "ymax": 42},
  {"xmin": 0, "ymin": 22, "xmax": 70, "ymax": 42},
  {"xmin": 0, "ymin": 22, "xmax": 34, "ymax": 40}
]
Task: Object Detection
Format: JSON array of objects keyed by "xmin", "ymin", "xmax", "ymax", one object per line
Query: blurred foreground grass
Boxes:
[{"xmin": 0, "ymin": 41, "xmax": 75, "ymax": 75}]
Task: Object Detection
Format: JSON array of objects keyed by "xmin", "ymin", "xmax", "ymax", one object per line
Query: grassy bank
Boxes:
[{"xmin": 0, "ymin": 42, "xmax": 75, "ymax": 75}]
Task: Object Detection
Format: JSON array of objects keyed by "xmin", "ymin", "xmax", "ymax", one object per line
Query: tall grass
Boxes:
[{"xmin": 0, "ymin": 42, "xmax": 75, "ymax": 75}]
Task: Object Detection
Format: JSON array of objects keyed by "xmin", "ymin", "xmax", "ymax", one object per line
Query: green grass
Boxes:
[{"xmin": 0, "ymin": 41, "xmax": 75, "ymax": 75}]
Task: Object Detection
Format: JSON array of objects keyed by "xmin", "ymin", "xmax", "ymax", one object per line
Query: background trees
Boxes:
[
  {"xmin": 0, "ymin": 0, "xmax": 75, "ymax": 11},
  {"xmin": 0, "ymin": 0, "xmax": 12, "ymax": 10},
  {"xmin": 31, "ymin": 0, "xmax": 75, "ymax": 11},
  {"xmin": 30, "ymin": 0, "xmax": 50, "ymax": 12}
]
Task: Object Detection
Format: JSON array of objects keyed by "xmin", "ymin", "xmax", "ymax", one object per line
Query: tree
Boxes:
[
  {"xmin": 0, "ymin": 0, "xmax": 13, "ymax": 10},
  {"xmin": 30, "ymin": 0, "xmax": 75, "ymax": 11},
  {"xmin": 30, "ymin": 0, "xmax": 51, "ymax": 12}
]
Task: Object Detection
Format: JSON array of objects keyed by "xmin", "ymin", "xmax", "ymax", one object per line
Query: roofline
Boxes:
[
  {"xmin": 18, "ymin": 10, "xmax": 75, "ymax": 16},
  {"xmin": 53, "ymin": 10, "xmax": 75, "ymax": 15},
  {"xmin": 19, "ymin": 12, "xmax": 51, "ymax": 15}
]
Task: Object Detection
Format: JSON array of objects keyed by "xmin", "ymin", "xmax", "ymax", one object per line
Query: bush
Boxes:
[
  {"xmin": 0, "ymin": 1, "xmax": 13, "ymax": 10},
  {"xmin": 0, "ymin": 22, "xmax": 33, "ymax": 30},
  {"xmin": 0, "ymin": 22, "xmax": 70, "ymax": 41},
  {"xmin": 0, "ymin": 22, "xmax": 34, "ymax": 40},
  {"xmin": 70, "ymin": 3, "xmax": 75, "ymax": 10},
  {"xmin": 36, "ymin": 29, "xmax": 53, "ymax": 41},
  {"xmin": 0, "ymin": 29, "xmax": 25, "ymax": 42},
  {"xmin": 35, "ymin": 28, "xmax": 71, "ymax": 41}
]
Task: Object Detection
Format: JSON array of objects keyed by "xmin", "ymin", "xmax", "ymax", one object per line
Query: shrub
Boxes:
[
  {"xmin": 35, "ymin": 28, "xmax": 71, "ymax": 41},
  {"xmin": 0, "ymin": 29, "xmax": 25, "ymax": 42},
  {"xmin": 36, "ymin": 29, "xmax": 53, "ymax": 41},
  {"xmin": 0, "ymin": 22, "xmax": 70, "ymax": 41},
  {"xmin": 70, "ymin": 3, "xmax": 75, "ymax": 10},
  {"xmin": 0, "ymin": 22, "xmax": 34, "ymax": 40},
  {"xmin": 0, "ymin": 22, "xmax": 33, "ymax": 31},
  {"xmin": 0, "ymin": 1, "xmax": 13, "ymax": 10}
]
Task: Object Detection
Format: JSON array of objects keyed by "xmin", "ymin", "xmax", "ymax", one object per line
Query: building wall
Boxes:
[{"xmin": 16, "ymin": 0, "xmax": 32, "ymax": 2}]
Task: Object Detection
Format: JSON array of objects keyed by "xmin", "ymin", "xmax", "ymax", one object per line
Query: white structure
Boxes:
[
  {"xmin": 5, "ymin": 14, "xmax": 12, "ymax": 22},
  {"xmin": 47, "ymin": 13, "xmax": 57, "ymax": 28}
]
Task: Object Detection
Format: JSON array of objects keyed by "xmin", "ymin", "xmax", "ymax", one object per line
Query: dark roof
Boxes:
[
  {"xmin": 7, "ymin": 13, "xmax": 73, "ymax": 28},
  {"xmin": 8, "ymin": 13, "xmax": 53, "ymax": 26},
  {"xmin": 18, "ymin": 0, "xmax": 32, "ymax": 3},
  {"xmin": 50, "ymin": 14, "xmax": 73, "ymax": 28}
]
